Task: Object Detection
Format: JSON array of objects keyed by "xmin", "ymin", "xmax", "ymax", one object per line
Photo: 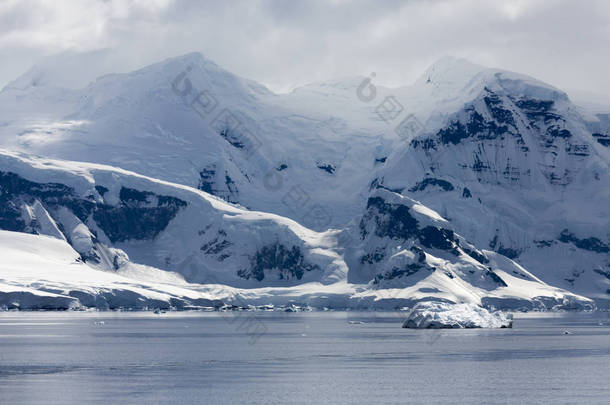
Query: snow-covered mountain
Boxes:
[
  {"xmin": 0, "ymin": 52, "xmax": 391, "ymax": 230},
  {"xmin": 0, "ymin": 149, "xmax": 590, "ymax": 310},
  {"xmin": 376, "ymin": 60, "xmax": 610, "ymax": 305},
  {"xmin": 0, "ymin": 52, "xmax": 607, "ymax": 309},
  {"xmin": 0, "ymin": 149, "xmax": 345, "ymax": 286}
]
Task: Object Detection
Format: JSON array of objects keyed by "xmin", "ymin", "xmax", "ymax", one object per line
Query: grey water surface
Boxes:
[{"xmin": 0, "ymin": 311, "xmax": 609, "ymax": 404}]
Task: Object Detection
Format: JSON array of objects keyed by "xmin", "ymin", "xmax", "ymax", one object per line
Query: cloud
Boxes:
[{"xmin": 0, "ymin": 0, "xmax": 609, "ymax": 94}]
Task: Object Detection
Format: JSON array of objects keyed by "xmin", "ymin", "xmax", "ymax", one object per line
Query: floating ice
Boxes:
[{"xmin": 402, "ymin": 302, "xmax": 512, "ymax": 329}]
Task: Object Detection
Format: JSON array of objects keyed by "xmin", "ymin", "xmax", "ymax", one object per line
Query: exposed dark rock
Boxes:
[
  {"xmin": 238, "ymin": 243, "xmax": 320, "ymax": 281},
  {"xmin": 224, "ymin": 175, "xmax": 238, "ymax": 202},
  {"xmin": 410, "ymin": 137, "xmax": 436, "ymax": 151},
  {"xmin": 373, "ymin": 263, "xmax": 430, "ymax": 284},
  {"xmin": 514, "ymin": 98, "xmax": 555, "ymax": 121},
  {"xmin": 0, "ymin": 171, "xmax": 77, "ymax": 232},
  {"xmin": 489, "ymin": 235, "xmax": 498, "ymax": 249},
  {"xmin": 471, "ymin": 153, "xmax": 491, "ymax": 172},
  {"xmin": 316, "ymin": 162, "xmax": 336, "ymax": 174},
  {"xmin": 462, "ymin": 247, "xmax": 489, "ymax": 264},
  {"xmin": 360, "ymin": 248, "xmax": 385, "ymax": 264},
  {"xmin": 94, "ymin": 187, "xmax": 187, "ymax": 243},
  {"xmin": 593, "ymin": 269, "xmax": 610, "ymax": 280},
  {"xmin": 559, "ymin": 230, "xmax": 609, "ymax": 253},
  {"xmin": 497, "ymin": 246, "xmax": 521, "ymax": 259},
  {"xmin": 502, "ymin": 160, "xmax": 522, "ymax": 181},
  {"xmin": 486, "ymin": 269, "xmax": 508, "ymax": 287},
  {"xmin": 361, "ymin": 195, "xmax": 461, "ymax": 257},
  {"xmin": 546, "ymin": 125, "xmax": 572, "ymax": 139},
  {"xmin": 361, "ymin": 196, "xmax": 418, "ymax": 240},
  {"xmin": 219, "ymin": 128, "xmax": 246, "ymax": 149},
  {"xmin": 534, "ymin": 239, "xmax": 555, "ymax": 248},
  {"xmin": 411, "ymin": 246, "xmax": 427, "ymax": 263},
  {"xmin": 483, "ymin": 89, "xmax": 515, "ymax": 126},
  {"xmin": 488, "ymin": 234, "xmax": 521, "ymax": 258},
  {"xmin": 217, "ymin": 253, "xmax": 231, "ymax": 262},
  {"xmin": 0, "ymin": 171, "xmax": 187, "ymax": 244},
  {"xmin": 0, "ymin": 197, "xmax": 26, "ymax": 232},
  {"xmin": 437, "ymin": 108, "xmax": 511, "ymax": 146},
  {"xmin": 198, "ymin": 165, "xmax": 239, "ymax": 203},
  {"xmin": 565, "ymin": 143, "xmax": 589, "ymax": 157},
  {"xmin": 592, "ymin": 133, "xmax": 610, "ymax": 147},
  {"xmin": 409, "ymin": 178, "xmax": 454, "ymax": 192},
  {"xmin": 201, "ymin": 232, "xmax": 233, "ymax": 255},
  {"xmin": 198, "ymin": 166, "xmax": 216, "ymax": 194},
  {"xmin": 419, "ymin": 226, "xmax": 458, "ymax": 254},
  {"xmin": 95, "ymin": 185, "xmax": 109, "ymax": 196}
]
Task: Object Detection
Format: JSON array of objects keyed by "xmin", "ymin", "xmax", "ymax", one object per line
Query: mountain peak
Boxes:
[
  {"xmin": 415, "ymin": 56, "xmax": 485, "ymax": 86},
  {"xmin": 145, "ymin": 52, "xmax": 273, "ymax": 97},
  {"xmin": 1, "ymin": 49, "xmax": 119, "ymax": 92},
  {"xmin": 158, "ymin": 52, "xmax": 219, "ymax": 71},
  {"xmin": 414, "ymin": 56, "xmax": 567, "ymax": 103}
]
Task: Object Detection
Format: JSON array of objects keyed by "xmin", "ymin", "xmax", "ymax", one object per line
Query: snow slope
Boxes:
[{"xmin": 0, "ymin": 230, "xmax": 220, "ymax": 310}]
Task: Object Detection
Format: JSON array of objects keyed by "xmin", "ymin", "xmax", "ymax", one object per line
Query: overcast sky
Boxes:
[{"xmin": 1, "ymin": 0, "xmax": 609, "ymax": 95}]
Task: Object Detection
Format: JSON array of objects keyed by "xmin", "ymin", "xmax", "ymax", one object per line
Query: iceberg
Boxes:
[{"xmin": 402, "ymin": 302, "xmax": 513, "ymax": 329}]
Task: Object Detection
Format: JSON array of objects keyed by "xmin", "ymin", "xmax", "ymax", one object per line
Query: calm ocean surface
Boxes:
[{"xmin": 0, "ymin": 311, "xmax": 609, "ymax": 404}]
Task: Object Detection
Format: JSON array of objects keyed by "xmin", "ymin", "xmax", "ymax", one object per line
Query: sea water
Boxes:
[{"xmin": 0, "ymin": 311, "xmax": 609, "ymax": 404}]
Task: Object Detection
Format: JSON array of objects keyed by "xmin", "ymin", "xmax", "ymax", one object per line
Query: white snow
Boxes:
[
  {"xmin": 0, "ymin": 230, "xmax": 217, "ymax": 310},
  {"xmin": 0, "ymin": 228, "xmax": 592, "ymax": 311}
]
